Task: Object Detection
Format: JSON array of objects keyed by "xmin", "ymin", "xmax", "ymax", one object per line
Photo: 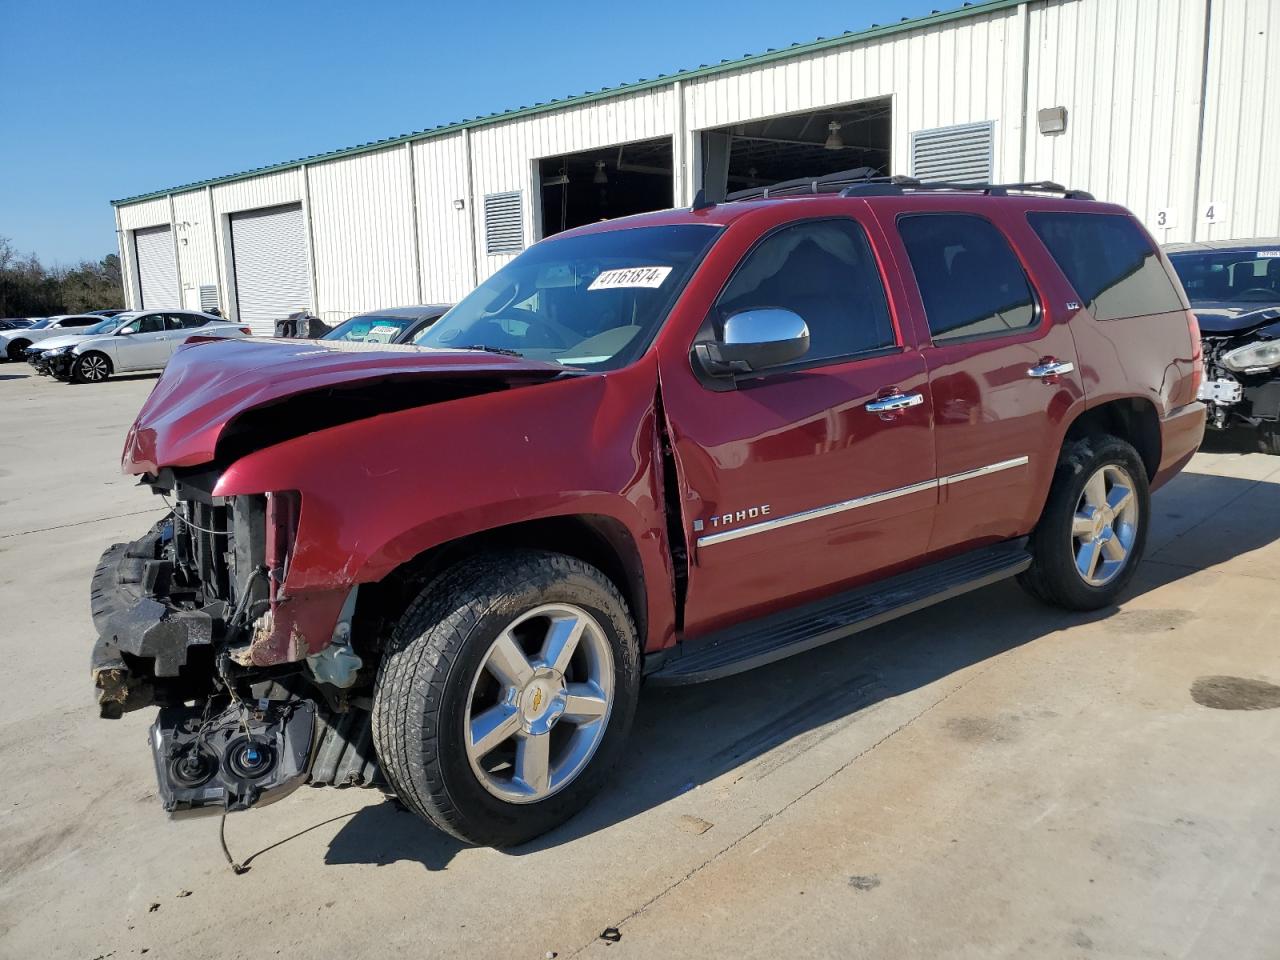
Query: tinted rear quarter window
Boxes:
[
  {"xmin": 897, "ymin": 213, "xmax": 1037, "ymax": 343},
  {"xmin": 1028, "ymin": 212, "xmax": 1184, "ymax": 320}
]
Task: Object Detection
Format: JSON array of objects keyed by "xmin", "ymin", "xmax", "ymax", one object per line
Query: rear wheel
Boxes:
[
  {"xmin": 73, "ymin": 351, "xmax": 112, "ymax": 384},
  {"xmin": 1018, "ymin": 434, "xmax": 1150, "ymax": 611},
  {"xmin": 373, "ymin": 550, "xmax": 640, "ymax": 847}
]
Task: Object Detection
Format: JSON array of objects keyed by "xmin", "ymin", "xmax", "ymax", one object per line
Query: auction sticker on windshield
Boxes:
[{"xmin": 588, "ymin": 266, "xmax": 672, "ymax": 290}]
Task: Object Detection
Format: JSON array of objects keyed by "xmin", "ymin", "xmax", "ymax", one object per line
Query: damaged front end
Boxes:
[{"xmin": 91, "ymin": 471, "xmax": 380, "ymax": 817}]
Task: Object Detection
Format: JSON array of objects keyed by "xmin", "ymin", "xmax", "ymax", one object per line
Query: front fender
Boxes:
[
  {"xmin": 75, "ymin": 337, "xmax": 115, "ymax": 360},
  {"xmin": 213, "ymin": 356, "xmax": 675, "ymax": 654}
]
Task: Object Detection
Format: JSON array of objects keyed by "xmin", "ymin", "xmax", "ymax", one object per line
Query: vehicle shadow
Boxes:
[
  {"xmin": 62, "ymin": 373, "xmax": 160, "ymax": 385},
  {"xmin": 320, "ymin": 468, "xmax": 1280, "ymax": 870},
  {"xmin": 1199, "ymin": 425, "xmax": 1271, "ymax": 456}
]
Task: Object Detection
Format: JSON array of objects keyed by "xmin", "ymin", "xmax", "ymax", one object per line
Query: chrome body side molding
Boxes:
[{"xmin": 695, "ymin": 455, "xmax": 1030, "ymax": 548}]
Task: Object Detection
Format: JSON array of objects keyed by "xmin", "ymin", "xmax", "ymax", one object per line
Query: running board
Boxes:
[{"xmin": 647, "ymin": 541, "xmax": 1031, "ymax": 685}]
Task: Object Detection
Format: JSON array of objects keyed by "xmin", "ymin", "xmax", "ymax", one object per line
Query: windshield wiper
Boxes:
[{"xmin": 463, "ymin": 344, "xmax": 523, "ymax": 357}]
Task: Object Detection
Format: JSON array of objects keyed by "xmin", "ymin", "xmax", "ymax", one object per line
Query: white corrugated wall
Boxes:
[
  {"xmin": 413, "ymin": 133, "xmax": 475, "ymax": 303},
  {"xmin": 112, "ymin": 0, "xmax": 1277, "ymax": 314},
  {"xmin": 1197, "ymin": 0, "xmax": 1280, "ymax": 242},
  {"xmin": 171, "ymin": 191, "xmax": 220, "ymax": 312},
  {"xmin": 1024, "ymin": 0, "xmax": 1208, "ymax": 243},
  {"xmin": 308, "ymin": 149, "xmax": 418, "ymax": 323}
]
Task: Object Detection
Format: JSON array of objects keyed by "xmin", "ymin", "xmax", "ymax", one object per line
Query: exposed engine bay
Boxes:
[
  {"xmin": 1197, "ymin": 315, "xmax": 1280, "ymax": 446},
  {"xmin": 90, "ymin": 471, "xmax": 382, "ymax": 817}
]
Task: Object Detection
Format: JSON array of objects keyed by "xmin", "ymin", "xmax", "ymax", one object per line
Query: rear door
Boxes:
[
  {"xmin": 661, "ymin": 214, "xmax": 938, "ymax": 636},
  {"xmin": 161, "ymin": 313, "xmax": 209, "ymax": 359},
  {"xmin": 878, "ymin": 207, "xmax": 1085, "ymax": 554}
]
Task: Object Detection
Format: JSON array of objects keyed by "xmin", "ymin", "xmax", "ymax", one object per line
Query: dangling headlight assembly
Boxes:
[{"xmin": 1220, "ymin": 340, "xmax": 1280, "ymax": 375}]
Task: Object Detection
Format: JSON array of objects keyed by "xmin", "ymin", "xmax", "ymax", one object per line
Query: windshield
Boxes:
[
  {"xmin": 413, "ymin": 224, "xmax": 722, "ymax": 368},
  {"xmin": 28, "ymin": 319, "xmax": 50, "ymax": 330},
  {"xmin": 324, "ymin": 315, "xmax": 415, "ymax": 344},
  {"xmin": 1169, "ymin": 248, "xmax": 1280, "ymax": 304}
]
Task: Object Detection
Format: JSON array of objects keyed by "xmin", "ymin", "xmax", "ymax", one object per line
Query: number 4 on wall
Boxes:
[{"xmin": 1202, "ymin": 201, "xmax": 1227, "ymax": 224}]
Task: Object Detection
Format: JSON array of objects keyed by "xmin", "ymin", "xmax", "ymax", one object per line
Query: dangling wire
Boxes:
[
  {"xmin": 158, "ymin": 492, "xmax": 227, "ymax": 535},
  {"xmin": 219, "ymin": 800, "xmax": 249, "ymax": 875}
]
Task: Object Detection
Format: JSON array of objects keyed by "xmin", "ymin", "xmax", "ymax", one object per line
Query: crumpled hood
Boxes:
[
  {"xmin": 27, "ymin": 333, "xmax": 94, "ymax": 352},
  {"xmin": 122, "ymin": 336, "xmax": 573, "ymax": 474},
  {"xmin": 1192, "ymin": 301, "xmax": 1280, "ymax": 335}
]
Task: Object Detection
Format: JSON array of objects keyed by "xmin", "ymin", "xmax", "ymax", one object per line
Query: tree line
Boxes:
[{"xmin": 0, "ymin": 236, "xmax": 124, "ymax": 318}]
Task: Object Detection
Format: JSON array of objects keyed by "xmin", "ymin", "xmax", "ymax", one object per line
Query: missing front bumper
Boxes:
[{"xmin": 90, "ymin": 528, "xmax": 219, "ymax": 718}]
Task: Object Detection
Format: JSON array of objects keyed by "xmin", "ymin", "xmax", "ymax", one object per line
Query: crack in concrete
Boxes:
[
  {"xmin": 566, "ymin": 661, "xmax": 998, "ymax": 956},
  {"xmin": 0, "ymin": 507, "xmax": 164, "ymax": 541}
]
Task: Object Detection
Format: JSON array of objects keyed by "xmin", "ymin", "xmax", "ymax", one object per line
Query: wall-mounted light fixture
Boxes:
[
  {"xmin": 824, "ymin": 120, "xmax": 844, "ymax": 150},
  {"xmin": 1037, "ymin": 106, "xmax": 1067, "ymax": 135}
]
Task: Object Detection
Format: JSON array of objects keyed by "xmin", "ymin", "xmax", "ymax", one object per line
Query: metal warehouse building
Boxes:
[{"xmin": 112, "ymin": 0, "xmax": 1279, "ymax": 333}]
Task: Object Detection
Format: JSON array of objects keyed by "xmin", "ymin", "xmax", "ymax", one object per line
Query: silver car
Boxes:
[
  {"xmin": 48, "ymin": 310, "xmax": 252, "ymax": 383},
  {"xmin": 1, "ymin": 315, "xmax": 104, "ymax": 361}
]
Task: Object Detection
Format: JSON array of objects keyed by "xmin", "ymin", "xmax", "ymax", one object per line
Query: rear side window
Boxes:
[
  {"xmin": 715, "ymin": 218, "xmax": 896, "ymax": 364},
  {"xmin": 1028, "ymin": 212, "xmax": 1184, "ymax": 320},
  {"xmin": 897, "ymin": 214, "xmax": 1037, "ymax": 342},
  {"xmin": 168, "ymin": 313, "xmax": 210, "ymax": 329}
]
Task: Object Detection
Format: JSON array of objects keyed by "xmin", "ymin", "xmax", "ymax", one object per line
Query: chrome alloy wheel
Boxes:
[
  {"xmin": 1071, "ymin": 463, "xmax": 1140, "ymax": 587},
  {"xmin": 464, "ymin": 603, "xmax": 614, "ymax": 803},
  {"xmin": 79, "ymin": 354, "xmax": 110, "ymax": 382}
]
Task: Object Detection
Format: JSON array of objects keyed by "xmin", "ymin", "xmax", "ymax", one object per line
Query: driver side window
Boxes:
[{"xmin": 714, "ymin": 219, "xmax": 896, "ymax": 366}]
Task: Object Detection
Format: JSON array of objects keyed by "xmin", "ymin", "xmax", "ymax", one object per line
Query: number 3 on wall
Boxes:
[{"xmin": 1155, "ymin": 208, "xmax": 1176, "ymax": 229}]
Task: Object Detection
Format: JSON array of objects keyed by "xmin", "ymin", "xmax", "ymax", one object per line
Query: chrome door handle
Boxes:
[
  {"xmin": 865, "ymin": 392, "xmax": 924, "ymax": 414},
  {"xmin": 1027, "ymin": 360, "xmax": 1075, "ymax": 379}
]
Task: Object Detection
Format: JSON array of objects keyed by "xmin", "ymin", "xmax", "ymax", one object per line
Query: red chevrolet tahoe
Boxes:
[{"xmin": 91, "ymin": 175, "xmax": 1204, "ymax": 847}]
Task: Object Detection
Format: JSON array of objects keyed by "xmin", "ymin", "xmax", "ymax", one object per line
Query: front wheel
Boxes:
[
  {"xmin": 72, "ymin": 352, "xmax": 113, "ymax": 384},
  {"xmin": 1018, "ymin": 434, "xmax": 1150, "ymax": 611},
  {"xmin": 5, "ymin": 339, "xmax": 31, "ymax": 361},
  {"xmin": 373, "ymin": 550, "xmax": 640, "ymax": 847}
]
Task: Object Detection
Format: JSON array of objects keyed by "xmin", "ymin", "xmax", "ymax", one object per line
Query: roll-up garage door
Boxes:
[
  {"xmin": 134, "ymin": 225, "xmax": 179, "ymax": 308},
  {"xmin": 230, "ymin": 203, "xmax": 311, "ymax": 335}
]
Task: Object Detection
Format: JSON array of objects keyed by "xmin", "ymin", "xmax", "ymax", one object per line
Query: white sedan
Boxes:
[
  {"xmin": 1, "ymin": 315, "xmax": 105, "ymax": 360},
  {"xmin": 45, "ymin": 310, "xmax": 252, "ymax": 383}
]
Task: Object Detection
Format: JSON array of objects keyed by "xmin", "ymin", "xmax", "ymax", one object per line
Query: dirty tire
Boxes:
[
  {"xmin": 372, "ymin": 550, "xmax": 640, "ymax": 847},
  {"xmin": 1018, "ymin": 434, "xmax": 1150, "ymax": 611},
  {"xmin": 72, "ymin": 351, "xmax": 113, "ymax": 384}
]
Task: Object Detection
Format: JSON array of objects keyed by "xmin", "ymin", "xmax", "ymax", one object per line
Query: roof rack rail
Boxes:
[
  {"xmin": 725, "ymin": 170, "xmax": 1094, "ymax": 202},
  {"xmin": 725, "ymin": 167, "xmax": 886, "ymax": 202}
]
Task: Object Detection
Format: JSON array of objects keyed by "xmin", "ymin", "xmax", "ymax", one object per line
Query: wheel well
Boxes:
[
  {"xmin": 1065, "ymin": 398, "xmax": 1161, "ymax": 480},
  {"xmin": 356, "ymin": 515, "xmax": 648, "ymax": 652}
]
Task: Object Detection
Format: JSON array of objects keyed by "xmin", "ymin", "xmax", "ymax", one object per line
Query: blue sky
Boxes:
[{"xmin": 2, "ymin": 0, "xmax": 944, "ymax": 265}]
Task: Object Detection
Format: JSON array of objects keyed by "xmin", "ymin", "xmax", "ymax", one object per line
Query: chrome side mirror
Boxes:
[{"xmin": 693, "ymin": 308, "xmax": 810, "ymax": 378}]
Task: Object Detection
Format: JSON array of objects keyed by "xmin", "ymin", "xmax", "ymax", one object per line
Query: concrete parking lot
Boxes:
[{"xmin": 1, "ymin": 366, "xmax": 1278, "ymax": 960}]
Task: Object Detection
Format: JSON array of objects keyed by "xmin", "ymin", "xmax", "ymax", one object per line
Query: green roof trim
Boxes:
[{"xmin": 112, "ymin": 0, "xmax": 1023, "ymax": 206}]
